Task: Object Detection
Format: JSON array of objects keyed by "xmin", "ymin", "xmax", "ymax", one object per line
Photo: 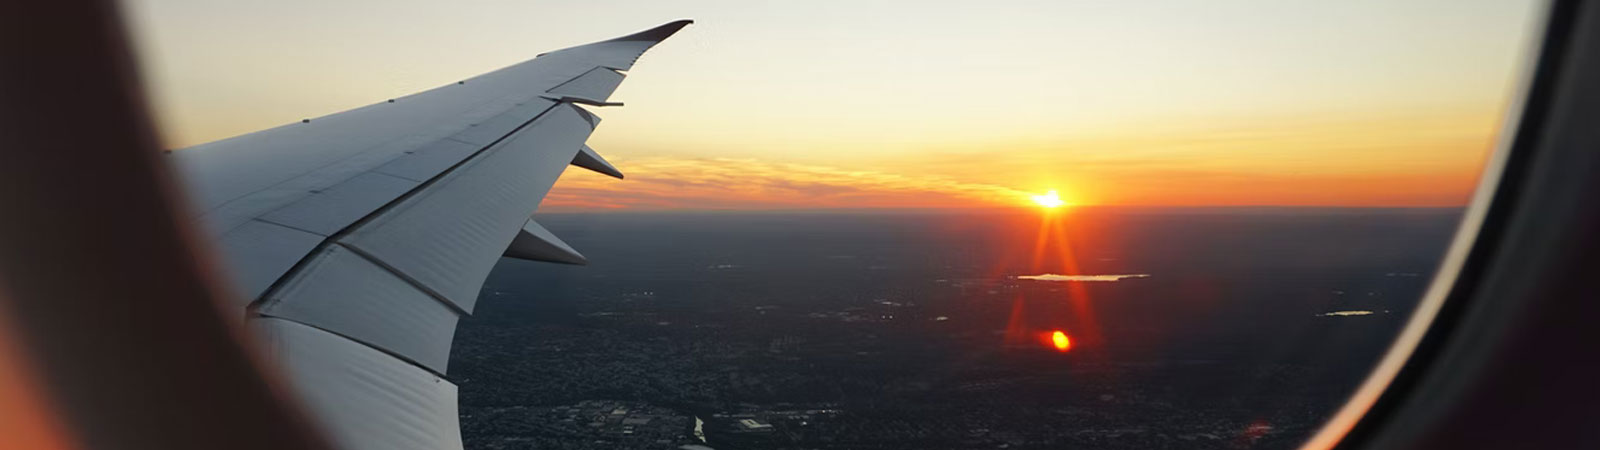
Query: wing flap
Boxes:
[
  {"xmin": 255, "ymin": 245, "xmax": 460, "ymax": 374},
  {"xmin": 338, "ymin": 104, "xmax": 595, "ymax": 313},
  {"xmin": 255, "ymin": 318, "xmax": 463, "ymax": 450}
]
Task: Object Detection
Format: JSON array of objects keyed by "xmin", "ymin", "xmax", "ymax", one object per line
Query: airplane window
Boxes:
[{"xmin": 120, "ymin": 0, "xmax": 1545, "ymax": 448}]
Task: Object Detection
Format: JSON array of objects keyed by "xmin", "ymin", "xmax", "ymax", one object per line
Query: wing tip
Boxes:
[{"xmin": 608, "ymin": 19, "xmax": 695, "ymax": 43}]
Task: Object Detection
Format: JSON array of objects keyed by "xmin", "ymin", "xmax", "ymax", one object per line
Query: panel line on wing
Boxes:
[
  {"xmin": 252, "ymin": 217, "xmax": 330, "ymax": 238},
  {"xmin": 546, "ymin": 67, "xmax": 620, "ymax": 95},
  {"xmin": 248, "ymin": 102, "xmax": 562, "ymax": 314},
  {"xmin": 324, "ymin": 100, "xmax": 562, "ymax": 237},
  {"xmin": 334, "ymin": 104, "xmax": 595, "ymax": 311},
  {"xmin": 253, "ymin": 318, "xmax": 464, "ymax": 450},
  {"xmin": 253, "ymin": 310, "xmax": 456, "ymax": 381},
  {"xmin": 335, "ymin": 242, "xmax": 469, "ymax": 317},
  {"xmin": 186, "ymin": 94, "xmax": 527, "ymax": 232}
]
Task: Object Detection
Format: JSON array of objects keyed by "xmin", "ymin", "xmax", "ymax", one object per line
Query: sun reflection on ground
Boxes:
[
  {"xmin": 1050, "ymin": 330, "xmax": 1072, "ymax": 352},
  {"xmin": 998, "ymin": 203, "xmax": 1105, "ymax": 354}
]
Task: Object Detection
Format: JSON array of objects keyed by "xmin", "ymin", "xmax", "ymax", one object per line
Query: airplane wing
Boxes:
[{"xmin": 166, "ymin": 20, "xmax": 692, "ymax": 450}]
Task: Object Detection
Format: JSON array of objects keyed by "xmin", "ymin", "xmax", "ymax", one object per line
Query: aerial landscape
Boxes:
[
  {"xmin": 453, "ymin": 207, "xmax": 1457, "ymax": 449},
  {"xmin": 118, "ymin": 2, "xmax": 1535, "ymax": 448}
]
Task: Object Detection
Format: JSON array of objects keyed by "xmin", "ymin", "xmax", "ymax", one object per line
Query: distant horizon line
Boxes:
[{"xmin": 535, "ymin": 205, "xmax": 1469, "ymax": 215}]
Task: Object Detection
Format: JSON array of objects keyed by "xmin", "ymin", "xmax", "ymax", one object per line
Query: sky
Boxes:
[{"xmin": 123, "ymin": 0, "xmax": 1543, "ymax": 210}]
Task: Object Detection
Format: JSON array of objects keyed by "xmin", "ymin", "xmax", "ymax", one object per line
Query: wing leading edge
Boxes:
[{"xmin": 170, "ymin": 20, "xmax": 691, "ymax": 450}]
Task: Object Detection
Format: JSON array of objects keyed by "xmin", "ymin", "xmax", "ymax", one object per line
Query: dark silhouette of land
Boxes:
[{"xmin": 453, "ymin": 208, "xmax": 1458, "ymax": 449}]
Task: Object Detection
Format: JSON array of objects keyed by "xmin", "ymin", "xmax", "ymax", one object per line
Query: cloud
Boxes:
[
  {"xmin": 1318, "ymin": 310, "xmax": 1377, "ymax": 317},
  {"xmin": 543, "ymin": 157, "xmax": 1034, "ymax": 210},
  {"xmin": 1015, "ymin": 274, "xmax": 1151, "ymax": 282}
]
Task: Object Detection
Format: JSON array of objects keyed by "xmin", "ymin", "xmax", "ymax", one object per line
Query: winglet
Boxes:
[
  {"xmin": 504, "ymin": 220, "xmax": 587, "ymax": 265},
  {"xmin": 572, "ymin": 145, "xmax": 624, "ymax": 179},
  {"xmin": 606, "ymin": 19, "xmax": 695, "ymax": 43},
  {"xmin": 540, "ymin": 20, "xmax": 693, "ymax": 70}
]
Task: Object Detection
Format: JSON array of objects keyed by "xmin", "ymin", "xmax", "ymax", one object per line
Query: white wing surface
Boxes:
[{"xmin": 167, "ymin": 20, "xmax": 691, "ymax": 450}]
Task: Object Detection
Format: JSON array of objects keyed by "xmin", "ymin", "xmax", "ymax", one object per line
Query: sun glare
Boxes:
[
  {"xmin": 1051, "ymin": 330, "xmax": 1072, "ymax": 352},
  {"xmin": 1031, "ymin": 190, "xmax": 1066, "ymax": 209}
]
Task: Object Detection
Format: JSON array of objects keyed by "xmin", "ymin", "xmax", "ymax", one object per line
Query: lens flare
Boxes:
[
  {"xmin": 1051, "ymin": 330, "xmax": 1071, "ymax": 351},
  {"xmin": 1031, "ymin": 190, "xmax": 1066, "ymax": 208}
]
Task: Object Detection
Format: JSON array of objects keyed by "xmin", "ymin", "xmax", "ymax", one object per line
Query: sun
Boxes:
[{"xmin": 1031, "ymin": 190, "xmax": 1066, "ymax": 208}]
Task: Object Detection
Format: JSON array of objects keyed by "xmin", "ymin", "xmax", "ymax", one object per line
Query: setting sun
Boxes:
[{"xmin": 1032, "ymin": 190, "xmax": 1067, "ymax": 209}]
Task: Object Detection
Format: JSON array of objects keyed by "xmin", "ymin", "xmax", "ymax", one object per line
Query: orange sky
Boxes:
[
  {"xmin": 125, "ymin": 1, "xmax": 1543, "ymax": 210},
  {"xmin": 542, "ymin": 107, "xmax": 1504, "ymax": 210}
]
